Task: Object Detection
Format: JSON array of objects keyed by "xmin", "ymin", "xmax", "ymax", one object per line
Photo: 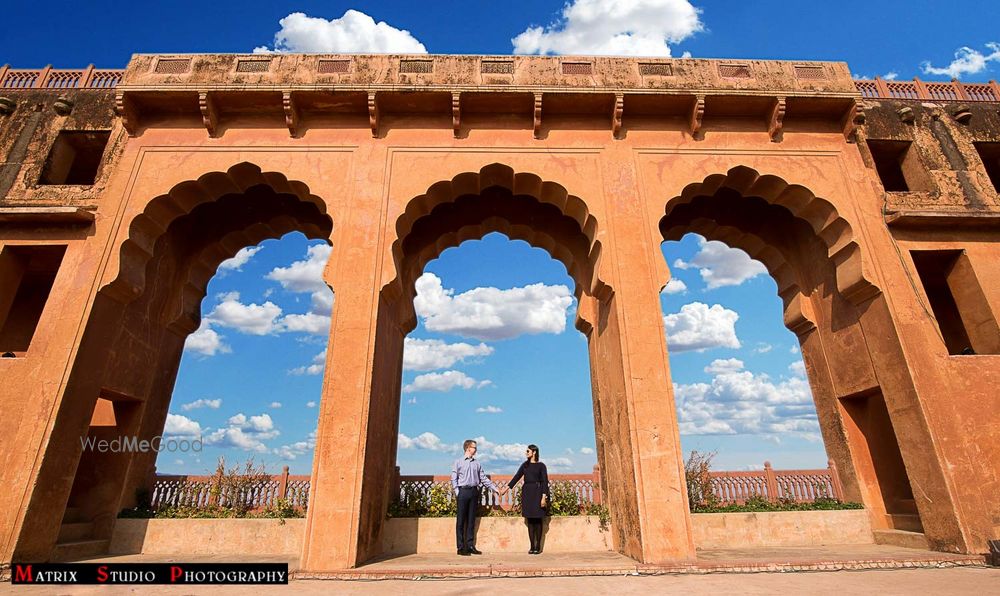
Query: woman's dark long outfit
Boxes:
[{"xmin": 507, "ymin": 460, "xmax": 550, "ymax": 553}]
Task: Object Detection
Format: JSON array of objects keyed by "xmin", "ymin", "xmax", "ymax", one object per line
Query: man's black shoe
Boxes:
[
  {"xmin": 468, "ymin": 548, "xmax": 483, "ymax": 555},
  {"xmin": 458, "ymin": 549, "xmax": 471, "ymax": 556}
]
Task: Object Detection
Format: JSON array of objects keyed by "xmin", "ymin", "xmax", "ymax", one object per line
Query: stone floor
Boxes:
[{"xmin": 3, "ymin": 567, "xmax": 998, "ymax": 595}]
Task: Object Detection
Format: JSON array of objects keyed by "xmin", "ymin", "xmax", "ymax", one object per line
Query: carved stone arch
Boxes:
[
  {"xmin": 387, "ymin": 163, "xmax": 611, "ymax": 333},
  {"xmin": 105, "ymin": 162, "xmax": 332, "ymax": 305},
  {"xmin": 661, "ymin": 165, "xmax": 880, "ymax": 306}
]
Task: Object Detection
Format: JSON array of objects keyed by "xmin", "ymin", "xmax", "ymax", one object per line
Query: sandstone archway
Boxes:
[
  {"xmin": 11, "ymin": 162, "xmax": 334, "ymax": 561},
  {"xmin": 656, "ymin": 166, "xmax": 963, "ymax": 547}
]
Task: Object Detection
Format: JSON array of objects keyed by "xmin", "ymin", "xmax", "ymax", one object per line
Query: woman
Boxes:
[{"xmin": 506, "ymin": 444, "xmax": 550, "ymax": 554}]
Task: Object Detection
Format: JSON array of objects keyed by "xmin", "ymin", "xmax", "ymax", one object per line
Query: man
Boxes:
[{"xmin": 450, "ymin": 439, "xmax": 503, "ymax": 555}]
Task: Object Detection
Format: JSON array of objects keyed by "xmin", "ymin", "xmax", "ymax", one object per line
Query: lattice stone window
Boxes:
[
  {"xmin": 236, "ymin": 59, "xmax": 271, "ymax": 73},
  {"xmin": 318, "ymin": 59, "xmax": 351, "ymax": 74},
  {"xmin": 400, "ymin": 60, "xmax": 433, "ymax": 73},
  {"xmin": 481, "ymin": 61, "xmax": 514, "ymax": 74},
  {"xmin": 794, "ymin": 65, "xmax": 827, "ymax": 80},
  {"xmin": 153, "ymin": 58, "xmax": 191, "ymax": 74},
  {"xmin": 639, "ymin": 63, "xmax": 674, "ymax": 76},
  {"xmin": 562, "ymin": 62, "xmax": 593, "ymax": 75},
  {"xmin": 719, "ymin": 64, "xmax": 752, "ymax": 78}
]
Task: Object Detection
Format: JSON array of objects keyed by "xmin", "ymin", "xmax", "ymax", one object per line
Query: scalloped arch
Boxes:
[
  {"xmin": 104, "ymin": 162, "xmax": 332, "ymax": 305},
  {"xmin": 390, "ymin": 163, "xmax": 608, "ymax": 299},
  {"xmin": 660, "ymin": 165, "xmax": 880, "ymax": 306}
]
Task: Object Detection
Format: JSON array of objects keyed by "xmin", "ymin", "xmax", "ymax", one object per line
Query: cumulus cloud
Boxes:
[
  {"xmin": 306, "ymin": 401, "xmax": 317, "ymax": 408},
  {"xmin": 661, "ymin": 278, "xmax": 688, "ymax": 295},
  {"xmin": 414, "ymin": 273, "xmax": 573, "ymax": 341},
  {"xmin": 753, "ymin": 343, "xmax": 773, "ymax": 354},
  {"xmin": 254, "ymin": 10, "xmax": 427, "ymax": 54},
  {"xmin": 398, "ymin": 432, "xmax": 456, "ymax": 452},
  {"xmin": 281, "ymin": 311, "xmax": 331, "ymax": 335},
  {"xmin": 663, "ymin": 302, "xmax": 740, "ymax": 352},
  {"xmin": 267, "ymin": 244, "xmax": 331, "ymax": 294},
  {"xmin": 921, "ymin": 43, "xmax": 1000, "ymax": 79},
  {"xmin": 580, "ymin": 447, "xmax": 595, "ymax": 455},
  {"xmin": 184, "ymin": 319, "xmax": 230, "ymax": 356},
  {"xmin": 203, "ymin": 412, "xmax": 280, "ymax": 453},
  {"xmin": 180, "ymin": 398, "xmax": 222, "ymax": 411},
  {"xmin": 273, "ymin": 430, "xmax": 316, "ymax": 461},
  {"xmin": 476, "ymin": 405, "xmax": 503, "ymax": 414},
  {"xmin": 219, "ymin": 246, "xmax": 262, "ymax": 272},
  {"xmin": 164, "ymin": 413, "xmax": 203, "ymax": 437},
  {"xmin": 402, "ymin": 370, "xmax": 492, "ymax": 393},
  {"xmin": 470, "ymin": 436, "xmax": 528, "ymax": 463},
  {"xmin": 704, "ymin": 358, "xmax": 744, "ymax": 374},
  {"xmin": 674, "ymin": 359, "xmax": 818, "ymax": 440},
  {"xmin": 789, "ymin": 360, "xmax": 806, "ymax": 377},
  {"xmin": 512, "ymin": 0, "xmax": 703, "ymax": 57},
  {"xmin": 547, "ymin": 457, "xmax": 574, "ymax": 468},
  {"xmin": 673, "ymin": 236, "xmax": 767, "ymax": 289},
  {"xmin": 403, "ymin": 338, "xmax": 494, "ymax": 371},
  {"xmin": 269, "ymin": 401, "xmax": 282, "ymax": 409},
  {"xmin": 289, "ymin": 350, "xmax": 326, "ymax": 376},
  {"xmin": 208, "ymin": 292, "xmax": 283, "ymax": 336}
]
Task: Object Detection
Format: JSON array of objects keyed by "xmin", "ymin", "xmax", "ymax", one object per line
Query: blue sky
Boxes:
[{"xmin": 8, "ymin": 1, "xmax": 997, "ymax": 477}]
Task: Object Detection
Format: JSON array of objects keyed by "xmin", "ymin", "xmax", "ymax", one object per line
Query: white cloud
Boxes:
[
  {"xmin": 219, "ymin": 246, "xmax": 262, "ymax": 272},
  {"xmin": 661, "ymin": 278, "xmax": 688, "ymax": 295},
  {"xmin": 281, "ymin": 311, "xmax": 330, "ymax": 335},
  {"xmin": 512, "ymin": 0, "xmax": 702, "ymax": 57},
  {"xmin": 414, "ymin": 273, "xmax": 573, "ymax": 341},
  {"xmin": 580, "ymin": 447, "xmax": 595, "ymax": 455},
  {"xmin": 164, "ymin": 413, "xmax": 202, "ymax": 437},
  {"xmin": 548, "ymin": 457, "xmax": 574, "ymax": 468},
  {"xmin": 921, "ymin": 43, "xmax": 1000, "ymax": 79},
  {"xmin": 470, "ymin": 436, "xmax": 529, "ymax": 463},
  {"xmin": 180, "ymin": 398, "xmax": 222, "ymax": 411},
  {"xmin": 789, "ymin": 360, "xmax": 806, "ymax": 377},
  {"xmin": 402, "ymin": 370, "xmax": 491, "ymax": 393},
  {"xmin": 790, "ymin": 345, "xmax": 800, "ymax": 354},
  {"xmin": 254, "ymin": 10, "xmax": 427, "ymax": 54},
  {"xmin": 674, "ymin": 361, "xmax": 818, "ymax": 440},
  {"xmin": 208, "ymin": 292, "xmax": 283, "ymax": 336},
  {"xmin": 273, "ymin": 430, "xmax": 317, "ymax": 461},
  {"xmin": 289, "ymin": 350, "xmax": 326, "ymax": 376},
  {"xmin": 663, "ymin": 302, "xmax": 740, "ymax": 352},
  {"xmin": 184, "ymin": 319, "xmax": 230, "ymax": 356},
  {"xmin": 203, "ymin": 412, "xmax": 280, "ymax": 453},
  {"xmin": 476, "ymin": 405, "xmax": 503, "ymax": 414},
  {"xmin": 673, "ymin": 236, "xmax": 767, "ymax": 289},
  {"xmin": 398, "ymin": 432, "xmax": 456, "ymax": 452},
  {"xmin": 753, "ymin": 343, "xmax": 773, "ymax": 354},
  {"xmin": 306, "ymin": 401, "xmax": 317, "ymax": 408},
  {"xmin": 269, "ymin": 401, "xmax": 282, "ymax": 409},
  {"xmin": 403, "ymin": 338, "xmax": 494, "ymax": 371},
  {"xmin": 266, "ymin": 244, "xmax": 332, "ymax": 294},
  {"xmin": 882, "ymin": 71, "xmax": 898, "ymax": 81},
  {"xmin": 704, "ymin": 358, "xmax": 744, "ymax": 375}
]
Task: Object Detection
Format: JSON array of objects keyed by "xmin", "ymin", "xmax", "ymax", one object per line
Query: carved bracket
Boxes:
[
  {"xmin": 452, "ymin": 92, "xmax": 461, "ymax": 138},
  {"xmin": 533, "ymin": 92, "xmax": 543, "ymax": 139},
  {"xmin": 768, "ymin": 96, "xmax": 786, "ymax": 142},
  {"xmin": 842, "ymin": 100, "xmax": 865, "ymax": 143},
  {"xmin": 283, "ymin": 91, "xmax": 300, "ymax": 137},
  {"xmin": 368, "ymin": 92, "xmax": 379, "ymax": 138},
  {"xmin": 612, "ymin": 93, "xmax": 624, "ymax": 138},
  {"xmin": 198, "ymin": 92, "xmax": 219, "ymax": 138},
  {"xmin": 689, "ymin": 94, "xmax": 705, "ymax": 140},
  {"xmin": 115, "ymin": 92, "xmax": 138, "ymax": 136}
]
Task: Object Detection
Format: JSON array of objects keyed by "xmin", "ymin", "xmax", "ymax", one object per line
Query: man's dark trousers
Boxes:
[{"xmin": 456, "ymin": 486, "xmax": 479, "ymax": 551}]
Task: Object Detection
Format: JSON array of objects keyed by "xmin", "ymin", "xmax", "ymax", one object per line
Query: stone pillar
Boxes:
[
  {"xmin": 596, "ymin": 147, "xmax": 695, "ymax": 563},
  {"xmin": 300, "ymin": 144, "xmax": 393, "ymax": 570}
]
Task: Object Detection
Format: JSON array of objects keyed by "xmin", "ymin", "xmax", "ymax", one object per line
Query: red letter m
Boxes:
[{"xmin": 14, "ymin": 564, "xmax": 33, "ymax": 582}]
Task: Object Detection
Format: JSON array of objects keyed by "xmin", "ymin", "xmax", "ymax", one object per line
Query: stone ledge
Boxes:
[{"xmin": 0, "ymin": 206, "xmax": 95, "ymax": 224}]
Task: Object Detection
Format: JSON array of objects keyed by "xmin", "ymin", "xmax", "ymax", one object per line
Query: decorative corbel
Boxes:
[
  {"xmin": 841, "ymin": 99, "xmax": 865, "ymax": 143},
  {"xmin": 533, "ymin": 92, "xmax": 543, "ymax": 139},
  {"xmin": 283, "ymin": 91, "xmax": 300, "ymax": 138},
  {"xmin": 198, "ymin": 92, "xmax": 219, "ymax": 138},
  {"xmin": 368, "ymin": 91, "xmax": 379, "ymax": 138},
  {"xmin": 115, "ymin": 92, "xmax": 138, "ymax": 136},
  {"xmin": 452, "ymin": 91, "xmax": 461, "ymax": 138},
  {"xmin": 768, "ymin": 96, "xmax": 786, "ymax": 142},
  {"xmin": 689, "ymin": 94, "xmax": 705, "ymax": 140},
  {"xmin": 612, "ymin": 93, "xmax": 624, "ymax": 138}
]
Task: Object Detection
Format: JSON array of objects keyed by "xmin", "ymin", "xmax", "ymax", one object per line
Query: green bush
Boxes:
[{"xmin": 547, "ymin": 481, "xmax": 582, "ymax": 516}]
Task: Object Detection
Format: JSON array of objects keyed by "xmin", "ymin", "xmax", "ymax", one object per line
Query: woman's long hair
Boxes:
[{"xmin": 527, "ymin": 444, "xmax": 540, "ymax": 462}]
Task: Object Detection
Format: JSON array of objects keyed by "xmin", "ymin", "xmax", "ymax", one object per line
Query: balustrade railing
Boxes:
[
  {"xmin": 854, "ymin": 76, "xmax": 999, "ymax": 102},
  {"xmin": 0, "ymin": 65, "xmax": 124, "ymax": 90},
  {"xmin": 147, "ymin": 460, "xmax": 843, "ymax": 512}
]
